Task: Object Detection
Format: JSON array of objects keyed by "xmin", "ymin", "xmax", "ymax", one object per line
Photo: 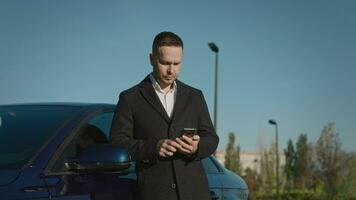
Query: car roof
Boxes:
[{"xmin": 0, "ymin": 102, "xmax": 116, "ymax": 109}]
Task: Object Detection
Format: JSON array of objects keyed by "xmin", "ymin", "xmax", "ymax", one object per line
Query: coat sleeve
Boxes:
[
  {"xmin": 196, "ymin": 91, "xmax": 219, "ymax": 158},
  {"xmin": 109, "ymin": 92, "xmax": 158, "ymax": 162}
]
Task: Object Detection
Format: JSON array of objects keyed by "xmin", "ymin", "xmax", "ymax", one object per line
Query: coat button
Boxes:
[{"xmin": 171, "ymin": 183, "xmax": 176, "ymax": 189}]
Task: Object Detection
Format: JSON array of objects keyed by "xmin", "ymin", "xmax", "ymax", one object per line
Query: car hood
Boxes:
[
  {"xmin": 0, "ymin": 170, "xmax": 20, "ymax": 186},
  {"xmin": 223, "ymin": 170, "xmax": 248, "ymax": 189}
]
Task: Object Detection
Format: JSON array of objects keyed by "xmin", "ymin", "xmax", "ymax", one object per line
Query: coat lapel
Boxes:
[{"xmin": 139, "ymin": 75, "xmax": 171, "ymax": 123}]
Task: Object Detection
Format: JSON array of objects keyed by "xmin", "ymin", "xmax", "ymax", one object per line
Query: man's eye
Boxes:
[{"xmin": 159, "ymin": 61, "xmax": 169, "ymax": 65}]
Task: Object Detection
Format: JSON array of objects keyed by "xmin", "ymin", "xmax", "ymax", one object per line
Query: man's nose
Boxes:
[{"xmin": 167, "ymin": 64, "xmax": 173, "ymax": 72}]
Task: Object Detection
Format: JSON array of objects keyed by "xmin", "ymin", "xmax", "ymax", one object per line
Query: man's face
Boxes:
[{"xmin": 150, "ymin": 46, "xmax": 182, "ymax": 89}]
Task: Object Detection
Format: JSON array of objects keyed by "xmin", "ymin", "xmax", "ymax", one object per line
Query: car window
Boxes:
[
  {"xmin": 50, "ymin": 112, "xmax": 114, "ymax": 172},
  {"xmin": 202, "ymin": 157, "xmax": 222, "ymax": 173},
  {"xmin": 0, "ymin": 105, "xmax": 81, "ymax": 169},
  {"xmin": 87, "ymin": 112, "xmax": 114, "ymax": 138}
]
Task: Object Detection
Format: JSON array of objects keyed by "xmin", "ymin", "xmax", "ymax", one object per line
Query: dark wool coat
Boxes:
[{"xmin": 110, "ymin": 75, "xmax": 219, "ymax": 200}]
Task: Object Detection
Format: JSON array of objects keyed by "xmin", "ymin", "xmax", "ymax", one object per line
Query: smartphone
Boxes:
[{"xmin": 181, "ymin": 128, "xmax": 197, "ymax": 138}]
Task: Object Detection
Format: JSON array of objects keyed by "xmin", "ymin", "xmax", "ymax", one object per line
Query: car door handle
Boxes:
[
  {"xmin": 22, "ymin": 186, "xmax": 47, "ymax": 193},
  {"xmin": 210, "ymin": 191, "xmax": 220, "ymax": 200}
]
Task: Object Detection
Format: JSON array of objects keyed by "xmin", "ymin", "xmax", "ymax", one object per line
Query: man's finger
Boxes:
[
  {"xmin": 175, "ymin": 138, "xmax": 193, "ymax": 151},
  {"xmin": 166, "ymin": 145, "xmax": 177, "ymax": 152},
  {"xmin": 160, "ymin": 148, "xmax": 173, "ymax": 157},
  {"xmin": 162, "ymin": 141, "xmax": 173, "ymax": 149},
  {"xmin": 179, "ymin": 148, "xmax": 191, "ymax": 154},
  {"xmin": 192, "ymin": 135, "xmax": 200, "ymax": 141},
  {"xmin": 181, "ymin": 135, "xmax": 194, "ymax": 144},
  {"xmin": 166, "ymin": 151, "xmax": 173, "ymax": 156},
  {"xmin": 159, "ymin": 151, "xmax": 167, "ymax": 157},
  {"xmin": 167, "ymin": 140, "xmax": 182, "ymax": 149}
]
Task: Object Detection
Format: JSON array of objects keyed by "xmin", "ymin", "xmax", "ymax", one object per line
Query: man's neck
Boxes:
[
  {"xmin": 157, "ymin": 81, "xmax": 172, "ymax": 93},
  {"xmin": 150, "ymin": 73, "xmax": 174, "ymax": 93}
]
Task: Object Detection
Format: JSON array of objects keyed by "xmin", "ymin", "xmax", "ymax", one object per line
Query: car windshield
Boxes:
[{"xmin": 0, "ymin": 105, "xmax": 82, "ymax": 169}]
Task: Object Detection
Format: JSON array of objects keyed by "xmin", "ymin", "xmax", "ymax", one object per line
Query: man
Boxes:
[{"xmin": 110, "ymin": 31, "xmax": 219, "ymax": 200}]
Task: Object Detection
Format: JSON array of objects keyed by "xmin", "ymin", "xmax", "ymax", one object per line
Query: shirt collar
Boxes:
[{"xmin": 149, "ymin": 73, "xmax": 177, "ymax": 94}]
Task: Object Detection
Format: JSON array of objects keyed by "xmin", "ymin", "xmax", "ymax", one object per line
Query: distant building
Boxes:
[{"xmin": 214, "ymin": 150, "xmax": 285, "ymax": 175}]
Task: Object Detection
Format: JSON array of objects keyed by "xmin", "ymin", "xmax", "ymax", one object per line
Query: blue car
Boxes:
[{"xmin": 0, "ymin": 103, "xmax": 248, "ymax": 200}]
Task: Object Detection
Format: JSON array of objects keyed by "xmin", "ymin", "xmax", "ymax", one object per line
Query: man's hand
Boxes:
[
  {"xmin": 175, "ymin": 135, "xmax": 200, "ymax": 155},
  {"xmin": 157, "ymin": 139, "xmax": 182, "ymax": 158}
]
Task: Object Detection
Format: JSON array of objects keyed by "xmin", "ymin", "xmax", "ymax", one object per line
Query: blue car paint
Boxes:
[{"xmin": 0, "ymin": 103, "xmax": 248, "ymax": 200}]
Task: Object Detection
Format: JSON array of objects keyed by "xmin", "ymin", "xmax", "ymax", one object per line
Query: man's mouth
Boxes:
[{"xmin": 165, "ymin": 76, "xmax": 174, "ymax": 80}]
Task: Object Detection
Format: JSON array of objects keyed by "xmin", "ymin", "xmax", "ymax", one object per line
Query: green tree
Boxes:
[
  {"xmin": 316, "ymin": 122, "xmax": 342, "ymax": 198},
  {"xmin": 224, "ymin": 132, "xmax": 242, "ymax": 175},
  {"xmin": 284, "ymin": 139, "xmax": 295, "ymax": 191},
  {"xmin": 328, "ymin": 151, "xmax": 356, "ymax": 199},
  {"xmin": 259, "ymin": 145, "xmax": 277, "ymax": 193},
  {"xmin": 339, "ymin": 153, "xmax": 356, "ymax": 198},
  {"xmin": 243, "ymin": 167, "xmax": 260, "ymax": 199},
  {"xmin": 294, "ymin": 133, "xmax": 311, "ymax": 189}
]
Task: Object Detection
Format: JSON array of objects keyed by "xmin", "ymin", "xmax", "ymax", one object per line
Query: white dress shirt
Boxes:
[{"xmin": 150, "ymin": 74, "xmax": 177, "ymax": 118}]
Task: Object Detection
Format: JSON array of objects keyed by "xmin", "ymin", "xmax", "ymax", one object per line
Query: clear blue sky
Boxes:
[{"xmin": 1, "ymin": 0, "xmax": 355, "ymax": 152}]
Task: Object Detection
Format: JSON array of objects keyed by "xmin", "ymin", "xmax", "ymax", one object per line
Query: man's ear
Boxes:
[{"xmin": 149, "ymin": 53, "xmax": 154, "ymax": 66}]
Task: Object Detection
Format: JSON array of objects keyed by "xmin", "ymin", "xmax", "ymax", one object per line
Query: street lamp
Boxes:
[
  {"xmin": 208, "ymin": 42, "xmax": 219, "ymax": 133},
  {"xmin": 268, "ymin": 119, "xmax": 279, "ymax": 200}
]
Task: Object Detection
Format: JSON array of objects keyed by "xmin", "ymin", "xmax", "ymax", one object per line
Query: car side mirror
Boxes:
[{"xmin": 65, "ymin": 144, "xmax": 131, "ymax": 173}]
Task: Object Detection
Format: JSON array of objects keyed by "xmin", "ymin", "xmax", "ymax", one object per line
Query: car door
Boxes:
[
  {"xmin": 207, "ymin": 156, "xmax": 249, "ymax": 200},
  {"xmin": 42, "ymin": 110, "xmax": 136, "ymax": 200},
  {"xmin": 202, "ymin": 157, "xmax": 224, "ymax": 200}
]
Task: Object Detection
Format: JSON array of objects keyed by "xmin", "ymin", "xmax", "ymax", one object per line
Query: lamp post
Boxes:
[
  {"xmin": 208, "ymin": 42, "xmax": 219, "ymax": 133},
  {"xmin": 268, "ymin": 119, "xmax": 279, "ymax": 200}
]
